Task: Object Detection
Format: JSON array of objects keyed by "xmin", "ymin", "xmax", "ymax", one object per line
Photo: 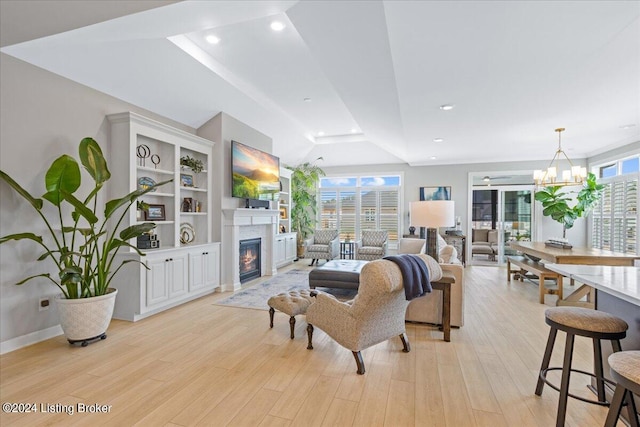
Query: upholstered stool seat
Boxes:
[
  {"xmin": 267, "ymin": 290, "xmax": 315, "ymax": 339},
  {"xmin": 604, "ymin": 351, "xmax": 640, "ymax": 427},
  {"xmin": 535, "ymin": 307, "xmax": 628, "ymax": 427}
]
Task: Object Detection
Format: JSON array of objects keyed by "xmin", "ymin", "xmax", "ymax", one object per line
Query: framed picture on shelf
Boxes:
[
  {"xmin": 279, "ymin": 206, "xmax": 287, "ymax": 219},
  {"xmin": 145, "ymin": 204, "xmax": 166, "ymax": 221},
  {"xmin": 419, "ymin": 186, "xmax": 451, "ymax": 201},
  {"xmin": 180, "ymin": 173, "xmax": 194, "ymax": 187},
  {"xmin": 182, "ymin": 197, "xmax": 193, "ymax": 213}
]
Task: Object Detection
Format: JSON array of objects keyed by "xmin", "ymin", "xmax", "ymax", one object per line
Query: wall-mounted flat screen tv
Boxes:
[{"xmin": 231, "ymin": 140, "xmax": 280, "ymax": 200}]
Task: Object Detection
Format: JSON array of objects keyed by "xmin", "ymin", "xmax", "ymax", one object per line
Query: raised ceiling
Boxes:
[{"xmin": 2, "ymin": 1, "xmax": 638, "ymax": 167}]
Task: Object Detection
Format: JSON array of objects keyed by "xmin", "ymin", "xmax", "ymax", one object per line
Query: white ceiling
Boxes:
[{"xmin": 2, "ymin": 1, "xmax": 639, "ymax": 168}]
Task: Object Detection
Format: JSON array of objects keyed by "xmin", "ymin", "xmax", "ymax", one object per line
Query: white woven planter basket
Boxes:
[{"xmin": 55, "ymin": 288, "xmax": 117, "ymax": 341}]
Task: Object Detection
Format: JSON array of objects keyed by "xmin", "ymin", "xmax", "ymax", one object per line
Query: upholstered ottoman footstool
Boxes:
[
  {"xmin": 268, "ymin": 290, "xmax": 315, "ymax": 339},
  {"xmin": 308, "ymin": 260, "xmax": 368, "ymax": 290}
]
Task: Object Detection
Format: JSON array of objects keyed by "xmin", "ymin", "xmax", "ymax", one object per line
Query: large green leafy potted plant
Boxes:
[
  {"xmin": 286, "ymin": 158, "xmax": 325, "ymax": 258},
  {"xmin": 0, "ymin": 138, "xmax": 170, "ymax": 346},
  {"xmin": 534, "ymin": 172, "xmax": 604, "ymax": 239}
]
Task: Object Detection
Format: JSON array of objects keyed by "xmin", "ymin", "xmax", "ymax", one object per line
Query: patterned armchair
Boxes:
[
  {"xmin": 304, "ymin": 229, "xmax": 340, "ymax": 266},
  {"xmin": 355, "ymin": 230, "xmax": 388, "ymax": 261},
  {"xmin": 306, "ymin": 254, "xmax": 443, "ymax": 374}
]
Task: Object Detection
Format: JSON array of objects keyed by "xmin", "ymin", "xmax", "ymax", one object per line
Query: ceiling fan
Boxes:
[{"xmin": 482, "ymin": 175, "xmax": 512, "ymax": 182}]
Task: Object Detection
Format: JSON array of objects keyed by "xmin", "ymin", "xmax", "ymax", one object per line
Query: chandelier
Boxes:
[{"xmin": 533, "ymin": 128, "xmax": 587, "ymax": 187}]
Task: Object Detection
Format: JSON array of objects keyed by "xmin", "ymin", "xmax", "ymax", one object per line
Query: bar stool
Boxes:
[
  {"xmin": 604, "ymin": 351, "xmax": 640, "ymax": 427},
  {"xmin": 534, "ymin": 307, "xmax": 628, "ymax": 427}
]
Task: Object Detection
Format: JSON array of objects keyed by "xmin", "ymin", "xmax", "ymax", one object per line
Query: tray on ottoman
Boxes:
[{"xmin": 308, "ymin": 260, "xmax": 368, "ymax": 290}]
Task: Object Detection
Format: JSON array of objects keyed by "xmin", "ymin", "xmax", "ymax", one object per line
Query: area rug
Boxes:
[{"xmin": 214, "ymin": 269, "xmax": 357, "ymax": 311}]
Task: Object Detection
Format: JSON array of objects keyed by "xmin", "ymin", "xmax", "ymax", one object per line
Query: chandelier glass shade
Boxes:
[{"xmin": 533, "ymin": 128, "xmax": 587, "ymax": 187}]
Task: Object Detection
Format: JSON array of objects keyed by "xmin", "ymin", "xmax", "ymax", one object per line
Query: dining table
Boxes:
[{"xmin": 509, "ymin": 241, "xmax": 640, "ymax": 308}]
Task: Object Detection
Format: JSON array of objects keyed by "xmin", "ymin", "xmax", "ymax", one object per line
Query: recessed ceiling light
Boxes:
[
  {"xmin": 351, "ymin": 128, "xmax": 358, "ymax": 133},
  {"xmin": 317, "ymin": 131, "xmax": 325, "ymax": 136},
  {"xmin": 439, "ymin": 104, "xmax": 455, "ymax": 111},
  {"xmin": 270, "ymin": 21, "xmax": 285, "ymax": 31},
  {"xmin": 620, "ymin": 124, "xmax": 636, "ymax": 129},
  {"xmin": 303, "ymin": 97, "xmax": 312, "ymax": 102},
  {"xmin": 433, "ymin": 138, "xmax": 444, "ymax": 143},
  {"xmin": 430, "ymin": 156, "xmax": 437, "ymax": 160},
  {"xmin": 205, "ymin": 35, "xmax": 220, "ymax": 44}
]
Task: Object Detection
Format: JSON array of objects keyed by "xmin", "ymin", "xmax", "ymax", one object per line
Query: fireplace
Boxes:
[{"xmin": 239, "ymin": 238, "xmax": 261, "ymax": 283}]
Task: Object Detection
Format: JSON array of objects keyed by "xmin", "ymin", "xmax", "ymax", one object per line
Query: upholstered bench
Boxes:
[
  {"xmin": 308, "ymin": 259, "xmax": 368, "ymax": 290},
  {"xmin": 267, "ymin": 290, "xmax": 315, "ymax": 339}
]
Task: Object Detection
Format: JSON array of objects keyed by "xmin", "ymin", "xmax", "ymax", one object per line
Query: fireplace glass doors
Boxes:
[{"xmin": 239, "ymin": 238, "xmax": 261, "ymax": 283}]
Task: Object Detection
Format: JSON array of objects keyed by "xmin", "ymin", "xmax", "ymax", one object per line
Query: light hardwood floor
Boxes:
[{"xmin": 0, "ymin": 264, "xmax": 626, "ymax": 426}]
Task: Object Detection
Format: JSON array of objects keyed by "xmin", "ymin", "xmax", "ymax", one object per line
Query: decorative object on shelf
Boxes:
[
  {"xmin": 138, "ymin": 176, "xmax": 157, "ymax": 192},
  {"xmin": 180, "ymin": 222, "xmax": 195, "ymax": 244},
  {"xmin": 136, "ymin": 200, "xmax": 148, "ymax": 221},
  {"xmin": 151, "ymin": 154, "xmax": 160, "ymax": 169},
  {"xmin": 182, "ymin": 197, "xmax": 193, "ymax": 212},
  {"xmin": 195, "ymin": 200, "xmax": 201, "ymax": 212},
  {"xmin": 145, "ymin": 204, "xmax": 166, "ymax": 221},
  {"xmin": 280, "ymin": 224, "xmax": 287, "ymax": 233},
  {"xmin": 180, "ymin": 155, "xmax": 204, "ymax": 173},
  {"xmin": 136, "ymin": 144, "xmax": 150, "ymax": 166},
  {"xmin": 279, "ymin": 206, "xmax": 287, "ymax": 219},
  {"xmin": 408, "ymin": 226, "xmax": 416, "ymax": 235},
  {"xmin": 137, "ymin": 232, "xmax": 159, "ymax": 249},
  {"xmin": 534, "ymin": 172, "xmax": 603, "ymax": 239},
  {"xmin": 533, "ymin": 128, "xmax": 587, "ymax": 187},
  {"xmin": 286, "ymin": 157, "xmax": 326, "ymax": 258},
  {"xmin": 180, "ymin": 173, "xmax": 194, "ymax": 187},
  {"xmin": 0, "ymin": 137, "xmax": 171, "ymax": 346}
]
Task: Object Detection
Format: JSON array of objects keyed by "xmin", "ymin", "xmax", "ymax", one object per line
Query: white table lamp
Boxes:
[{"xmin": 410, "ymin": 200, "xmax": 455, "ymax": 260}]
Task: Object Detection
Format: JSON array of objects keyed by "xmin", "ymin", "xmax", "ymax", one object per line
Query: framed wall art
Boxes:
[
  {"xmin": 419, "ymin": 186, "xmax": 451, "ymax": 201},
  {"xmin": 145, "ymin": 204, "xmax": 166, "ymax": 221}
]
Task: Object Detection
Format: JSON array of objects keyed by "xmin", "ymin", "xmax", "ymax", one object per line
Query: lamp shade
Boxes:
[{"xmin": 410, "ymin": 200, "xmax": 455, "ymax": 228}]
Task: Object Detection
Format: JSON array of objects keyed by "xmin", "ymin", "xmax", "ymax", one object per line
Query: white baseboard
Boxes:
[{"xmin": 0, "ymin": 325, "xmax": 63, "ymax": 355}]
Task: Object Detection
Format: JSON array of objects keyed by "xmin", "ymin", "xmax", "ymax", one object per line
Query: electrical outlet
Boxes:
[{"xmin": 38, "ymin": 297, "xmax": 50, "ymax": 312}]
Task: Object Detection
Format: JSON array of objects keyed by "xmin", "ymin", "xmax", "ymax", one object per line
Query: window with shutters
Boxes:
[
  {"xmin": 319, "ymin": 175, "xmax": 401, "ymax": 243},
  {"xmin": 590, "ymin": 174, "xmax": 638, "ymax": 254}
]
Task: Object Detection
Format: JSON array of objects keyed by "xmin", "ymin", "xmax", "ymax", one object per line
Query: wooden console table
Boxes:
[{"xmin": 431, "ymin": 271, "xmax": 455, "ymax": 342}]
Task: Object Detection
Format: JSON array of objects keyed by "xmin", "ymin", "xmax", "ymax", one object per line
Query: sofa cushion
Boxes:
[
  {"xmin": 472, "ymin": 228, "xmax": 489, "ymax": 242},
  {"xmin": 314, "ymin": 229, "xmax": 337, "ymax": 245},
  {"xmin": 398, "ymin": 238, "xmax": 425, "ymax": 254},
  {"xmin": 359, "ymin": 246, "xmax": 385, "ymax": 255}
]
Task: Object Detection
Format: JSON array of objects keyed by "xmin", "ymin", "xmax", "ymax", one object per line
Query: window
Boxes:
[
  {"xmin": 319, "ymin": 175, "xmax": 401, "ymax": 243},
  {"xmin": 591, "ymin": 175, "xmax": 638, "ymax": 253},
  {"xmin": 598, "ymin": 154, "xmax": 640, "ymax": 178}
]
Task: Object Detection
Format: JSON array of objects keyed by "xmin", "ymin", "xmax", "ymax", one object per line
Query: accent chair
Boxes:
[
  {"xmin": 304, "ymin": 229, "xmax": 340, "ymax": 266},
  {"xmin": 355, "ymin": 230, "xmax": 388, "ymax": 261},
  {"xmin": 306, "ymin": 254, "xmax": 443, "ymax": 374}
]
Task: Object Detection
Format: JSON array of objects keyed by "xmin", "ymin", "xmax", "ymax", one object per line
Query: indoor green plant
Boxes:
[
  {"xmin": 180, "ymin": 155, "xmax": 204, "ymax": 173},
  {"xmin": 286, "ymin": 158, "xmax": 325, "ymax": 257},
  {"xmin": 0, "ymin": 137, "xmax": 170, "ymax": 344},
  {"xmin": 534, "ymin": 172, "xmax": 604, "ymax": 239}
]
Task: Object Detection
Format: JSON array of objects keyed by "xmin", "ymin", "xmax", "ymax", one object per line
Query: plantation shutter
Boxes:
[
  {"xmin": 339, "ymin": 191, "xmax": 356, "ymax": 240},
  {"xmin": 379, "ymin": 190, "xmax": 399, "ymax": 242},
  {"xmin": 319, "ymin": 191, "xmax": 337, "ymax": 230},
  {"xmin": 591, "ymin": 176, "xmax": 638, "ymax": 253}
]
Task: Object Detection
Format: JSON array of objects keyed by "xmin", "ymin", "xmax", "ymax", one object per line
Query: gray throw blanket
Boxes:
[{"xmin": 383, "ymin": 254, "xmax": 431, "ymax": 301}]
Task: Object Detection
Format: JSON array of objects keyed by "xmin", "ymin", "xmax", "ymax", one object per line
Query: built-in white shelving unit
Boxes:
[{"xmin": 107, "ymin": 112, "xmax": 221, "ymax": 321}]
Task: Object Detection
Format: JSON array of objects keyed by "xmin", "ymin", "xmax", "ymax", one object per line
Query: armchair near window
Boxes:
[
  {"xmin": 306, "ymin": 254, "xmax": 443, "ymax": 374},
  {"xmin": 355, "ymin": 230, "xmax": 388, "ymax": 261},
  {"xmin": 304, "ymin": 229, "xmax": 340, "ymax": 266}
]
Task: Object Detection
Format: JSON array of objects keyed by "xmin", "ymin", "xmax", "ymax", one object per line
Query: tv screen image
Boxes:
[{"xmin": 232, "ymin": 140, "xmax": 280, "ymax": 200}]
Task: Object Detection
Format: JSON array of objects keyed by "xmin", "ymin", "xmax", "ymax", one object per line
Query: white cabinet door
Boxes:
[
  {"xmin": 189, "ymin": 244, "xmax": 220, "ymax": 291},
  {"xmin": 168, "ymin": 253, "xmax": 188, "ymax": 298},
  {"xmin": 146, "ymin": 257, "xmax": 169, "ymax": 307},
  {"xmin": 204, "ymin": 244, "xmax": 220, "ymax": 289},
  {"xmin": 285, "ymin": 234, "xmax": 297, "ymax": 262},
  {"xmin": 274, "ymin": 236, "xmax": 286, "ymax": 266}
]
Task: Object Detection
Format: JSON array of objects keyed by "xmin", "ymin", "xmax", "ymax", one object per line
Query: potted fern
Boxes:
[{"xmin": 0, "ymin": 138, "xmax": 170, "ymax": 346}]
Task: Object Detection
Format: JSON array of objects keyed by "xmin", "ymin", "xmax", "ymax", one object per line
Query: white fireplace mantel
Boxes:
[{"xmin": 222, "ymin": 208, "xmax": 279, "ymax": 291}]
